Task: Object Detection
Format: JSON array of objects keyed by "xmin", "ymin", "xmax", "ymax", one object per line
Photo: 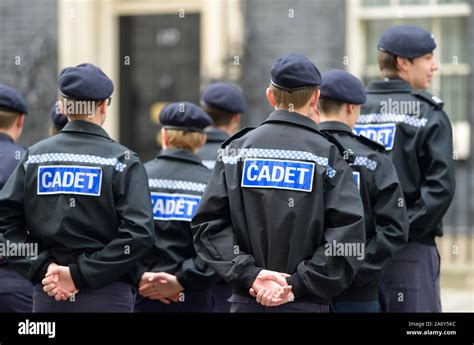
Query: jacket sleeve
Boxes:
[
  {"xmin": 0, "ymin": 151, "xmax": 54, "ymax": 283},
  {"xmin": 286, "ymin": 145, "xmax": 366, "ymax": 300},
  {"xmin": 69, "ymin": 159, "xmax": 155, "ymax": 289},
  {"xmin": 191, "ymin": 159, "xmax": 262, "ymax": 296},
  {"xmin": 353, "ymin": 154, "xmax": 408, "ymax": 287},
  {"xmin": 175, "ymin": 254, "xmax": 220, "ymax": 290},
  {"xmin": 409, "ymin": 110, "xmax": 456, "ymax": 240}
]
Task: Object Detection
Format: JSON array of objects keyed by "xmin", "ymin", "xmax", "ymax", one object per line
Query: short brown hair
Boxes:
[
  {"xmin": 201, "ymin": 104, "xmax": 235, "ymax": 127},
  {"xmin": 318, "ymin": 99, "xmax": 344, "ymax": 115},
  {"xmin": 163, "ymin": 129, "xmax": 205, "ymax": 152},
  {"xmin": 0, "ymin": 110, "xmax": 20, "ymax": 129},
  {"xmin": 270, "ymin": 84, "xmax": 317, "ymax": 109},
  {"xmin": 377, "ymin": 51, "xmax": 413, "ymax": 79}
]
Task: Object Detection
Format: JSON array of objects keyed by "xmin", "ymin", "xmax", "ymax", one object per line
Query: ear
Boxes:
[
  {"xmin": 161, "ymin": 128, "xmax": 170, "ymax": 147},
  {"xmin": 98, "ymin": 100, "xmax": 107, "ymax": 115},
  {"xmin": 396, "ymin": 56, "xmax": 411, "ymax": 72},
  {"xmin": 266, "ymin": 87, "xmax": 278, "ymax": 107},
  {"xmin": 346, "ymin": 104, "xmax": 355, "ymax": 115},
  {"xmin": 15, "ymin": 114, "xmax": 25, "ymax": 129},
  {"xmin": 231, "ymin": 114, "xmax": 241, "ymax": 125},
  {"xmin": 309, "ymin": 89, "xmax": 320, "ymax": 108}
]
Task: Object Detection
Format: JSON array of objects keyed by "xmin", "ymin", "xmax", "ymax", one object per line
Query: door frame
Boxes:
[{"xmin": 58, "ymin": 0, "xmax": 244, "ymax": 141}]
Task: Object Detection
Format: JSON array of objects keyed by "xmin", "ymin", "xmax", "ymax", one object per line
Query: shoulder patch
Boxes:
[
  {"xmin": 220, "ymin": 127, "xmax": 255, "ymax": 148},
  {"xmin": 412, "ymin": 90, "xmax": 444, "ymax": 110},
  {"xmin": 355, "ymin": 134, "xmax": 386, "ymax": 153}
]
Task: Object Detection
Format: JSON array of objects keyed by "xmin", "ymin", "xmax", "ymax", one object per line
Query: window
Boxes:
[{"xmin": 347, "ymin": 0, "xmax": 471, "ymax": 158}]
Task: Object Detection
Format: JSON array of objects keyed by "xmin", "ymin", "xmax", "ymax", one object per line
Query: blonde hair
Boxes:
[
  {"xmin": 163, "ymin": 129, "xmax": 205, "ymax": 152},
  {"xmin": 270, "ymin": 84, "xmax": 317, "ymax": 109}
]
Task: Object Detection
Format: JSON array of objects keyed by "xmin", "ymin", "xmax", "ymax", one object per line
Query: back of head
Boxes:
[
  {"xmin": 200, "ymin": 82, "xmax": 246, "ymax": 127},
  {"xmin": 0, "ymin": 84, "xmax": 28, "ymax": 141},
  {"xmin": 58, "ymin": 63, "xmax": 114, "ymax": 120},
  {"xmin": 269, "ymin": 53, "xmax": 322, "ymax": 110},
  {"xmin": 159, "ymin": 101, "xmax": 212, "ymax": 152}
]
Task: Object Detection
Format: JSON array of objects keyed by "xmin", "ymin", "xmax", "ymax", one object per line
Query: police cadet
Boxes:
[
  {"xmin": 0, "ymin": 84, "xmax": 34, "ymax": 312},
  {"xmin": 49, "ymin": 101, "xmax": 68, "ymax": 136},
  {"xmin": 0, "ymin": 63, "xmax": 155, "ymax": 312},
  {"xmin": 198, "ymin": 82, "xmax": 246, "ymax": 170},
  {"xmin": 317, "ymin": 70, "xmax": 408, "ymax": 313},
  {"xmin": 134, "ymin": 102, "xmax": 218, "ymax": 312},
  {"xmin": 192, "ymin": 53, "xmax": 366, "ymax": 313},
  {"xmin": 356, "ymin": 25, "xmax": 456, "ymax": 312},
  {"xmin": 198, "ymin": 82, "xmax": 246, "ymax": 312}
]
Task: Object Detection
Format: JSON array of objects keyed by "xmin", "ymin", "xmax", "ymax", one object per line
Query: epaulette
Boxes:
[
  {"xmin": 321, "ymin": 131, "xmax": 356, "ymax": 164},
  {"xmin": 220, "ymin": 127, "xmax": 255, "ymax": 148},
  {"xmin": 354, "ymin": 134, "xmax": 386, "ymax": 153},
  {"xmin": 412, "ymin": 90, "xmax": 444, "ymax": 110}
]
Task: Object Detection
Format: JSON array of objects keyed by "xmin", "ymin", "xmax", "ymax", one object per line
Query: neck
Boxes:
[
  {"xmin": 320, "ymin": 114, "xmax": 350, "ymax": 127},
  {"xmin": 276, "ymin": 105, "xmax": 310, "ymax": 117},
  {"xmin": 0, "ymin": 128, "xmax": 18, "ymax": 142}
]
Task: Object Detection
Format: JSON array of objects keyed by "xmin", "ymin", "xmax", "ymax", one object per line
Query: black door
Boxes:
[{"xmin": 119, "ymin": 13, "xmax": 201, "ymax": 161}]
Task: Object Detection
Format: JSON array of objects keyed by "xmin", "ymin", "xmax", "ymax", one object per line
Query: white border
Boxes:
[
  {"xmin": 151, "ymin": 192, "xmax": 202, "ymax": 222},
  {"xmin": 37, "ymin": 165, "xmax": 102, "ymax": 196},
  {"xmin": 240, "ymin": 158, "xmax": 316, "ymax": 193}
]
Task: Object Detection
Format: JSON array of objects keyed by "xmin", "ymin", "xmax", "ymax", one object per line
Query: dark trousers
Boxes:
[
  {"xmin": 379, "ymin": 242, "xmax": 441, "ymax": 312},
  {"xmin": 0, "ymin": 265, "xmax": 33, "ymax": 312},
  {"xmin": 33, "ymin": 282, "xmax": 136, "ymax": 313},
  {"xmin": 210, "ymin": 282, "xmax": 232, "ymax": 312},
  {"xmin": 134, "ymin": 289, "xmax": 212, "ymax": 313},
  {"xmin": 332, "ymin": 300, "xmax": 381, "ymax": 313},
  {"xmin": 229, "ymin": 294, "xmax": 330, "ymax": 313}
]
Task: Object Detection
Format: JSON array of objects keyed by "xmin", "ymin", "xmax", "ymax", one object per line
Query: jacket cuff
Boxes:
[
  {"xmin": 238, "ymin": 260, "xmax": 262, "ymax": 292},
  {"xmin": 175, "ymin": 270, "xmax": 188, "ymax": 290},
  {"xmin": 32, "ymin": 258, "xmax": 55, "ymax": 284},
  {"xmin": 69, "ymin": 263, "xmax": 89, "ymax": 290},
  {"xmin": 286, "ymin": 272, "xmax": 308, "ymax": 299}
]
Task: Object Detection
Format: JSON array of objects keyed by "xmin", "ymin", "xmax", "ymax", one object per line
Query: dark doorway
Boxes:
[{"xmin": 119, "ymin": 13, "xmax": 201, "ymax": 162}]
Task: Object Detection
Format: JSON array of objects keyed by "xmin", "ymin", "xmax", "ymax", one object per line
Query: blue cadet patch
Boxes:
[
  {"xmin": 241, "ymin": 159, "xmax": 315, "ymax": 192},
  {"xmin": 353, "ymin": 123, "xmax": 396, "ymax": 151},
  {"xmin": 37, "ymin": 165, "xmax": 102, "ymax": 196},
  {"xmin": 353, "ymin": 171, "xmax": 360, "ymax": 190},
  {"xmin": 151, "ymin": 193, "xmax": 201, "ymax": 222}
]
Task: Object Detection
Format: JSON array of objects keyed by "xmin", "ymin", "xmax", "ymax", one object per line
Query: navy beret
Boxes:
[
  {"xmin": 320, "ymin": 70, "xmax": 366, "ymax": 105},
  {"xmin": 378, "ymin": 25, "xmax": 436, "ymax": 59},
  {"xmin": 0, "ymin": 84, "xmax": 28, "ymax": 114},
  {"xmin": 270, "ymin": 53, "xmax": 322, "ymax": 92},
  {"xmin": 51, "ymin": 102, "xmax": 68, "ymax": 130},
  {"xmin": 160, "ymin": 102, "xmax": 212, "ymax": 132},
  {"xmin": 58, "ymin": 63, "xmax": 114, "ymax": 101},
  {"xmin": 201, "ymin": 82, "xmax": 246, "ymax": 114}
]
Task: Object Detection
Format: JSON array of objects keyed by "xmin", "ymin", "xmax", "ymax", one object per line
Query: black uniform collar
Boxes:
[
  {"xmin": 367, "ymin": 78, "xmax": 412, "ymax": 93},
  {"xmin": 157, "ymin": 148, "xmax": 203, "ymax": 165},
  {"xmin": 263, "ymin": 109, "xmax": 320, "ymax": 132},
  {"xmin": 0, "ymin": 132, "xmax": 14, "ymax": 143},
  {"xmin": 61, "ymin": 120, "xmax": 111, "ymax": 139},
  {"xmin": 318, "ymin": 121, "xmax": 353, "ymax": 134},
  {"xmin": 205, "ymin": 127, "xmax": 230, "ymax": 142}
]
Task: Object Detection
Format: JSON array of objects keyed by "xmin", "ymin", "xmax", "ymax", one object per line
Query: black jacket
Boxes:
[
  {"xmin": 135, "ymin": 148, "xmax": 218, "ymax": 289},
  {"xmin": 192, "ymin": 110, "xmax": 366, "ymax": 303},
  {"xmin": 0, "ymin": 133, "xmax": 25, "ymax": 189},
  {"xmin": 320, "ymin": 121, "xmax": 408, "ymax": 301},
  {"xmin": 0, "ymin": 120, "xmax": 155, "ymax": 289},
  {"xmin": 359, "ymin": 79, "xmax": 456, "ymax": 245},
  {"xmin": 197, "ymin": 127, "xmax": 229, "ymax": 170}
]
